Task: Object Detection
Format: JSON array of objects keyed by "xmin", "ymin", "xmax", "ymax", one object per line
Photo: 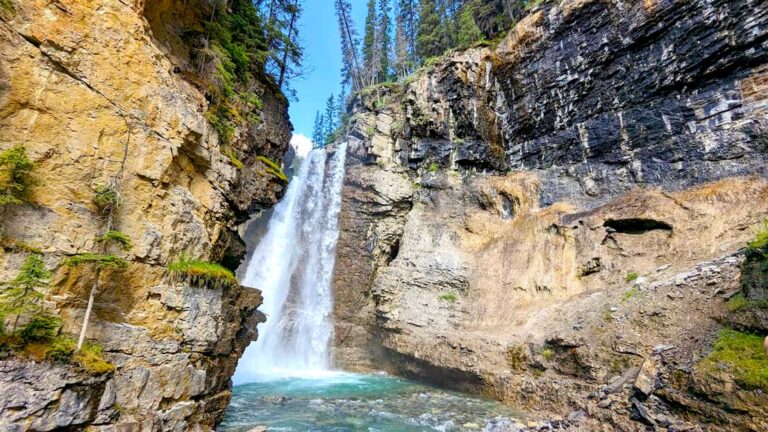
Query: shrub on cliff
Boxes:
[
  {"xmin": 0, "ymin": 145, "xmax": 35, "ymax": 206},
  {"xmin": 0, "ymin": 253, "xmax": 51, "ymax": 333}
]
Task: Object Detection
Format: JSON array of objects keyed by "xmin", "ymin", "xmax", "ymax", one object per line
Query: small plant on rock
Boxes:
[
  {"xmin": 439, "ymin": 292, "xmax": 458, "ymax": 302},
  {"xmin": 625, "ymin": 272, "xmax": 639, "ymax": 283},
  {"xmin": 168, "ymin": 254, "xmax": 238, "ymax": 289},
  {"xmin": 506, "ymin": 344, "xmax": 528, "ymax": 371},
  {"xmin": 0, "ymin": 145, "xmax": 35, "ymax": 206},
  {"xmin": 256, "ymin": 155, "xmax": 288, "ymax": 182}
]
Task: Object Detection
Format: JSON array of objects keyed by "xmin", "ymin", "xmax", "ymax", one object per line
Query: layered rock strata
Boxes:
[
  {"xmin": 0, "ymin": 0, "xmax": 290, "ymax": 430},
  {"xmin": 332, "ymin": 0, "xmax": 768, "ymax": 430}
]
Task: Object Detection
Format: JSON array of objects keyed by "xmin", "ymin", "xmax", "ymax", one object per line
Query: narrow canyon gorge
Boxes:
[{"xmin": 0, "ymin": 0, "xmax": 767, "ymax": 431}]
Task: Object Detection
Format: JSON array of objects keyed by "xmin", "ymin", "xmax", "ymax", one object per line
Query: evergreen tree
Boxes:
[
  {"xmin": 396, "ymin": 0, "xmax": 418, "ymax": 63},
  {"xmin": 394, "ymin": 20, "xmax": 410, "ymax": 79},
  {"xmin": 377, "ymin": 0, "xmax": 393, "ymax": 82},
  {"xmin": 416, "ymin": 0, "xmax": 444, "ymax": 60},
  {"xmin": 337, "ymin": 86, "xmax": 348, "ymax": 127},
  {"xmin": 335, "ymin": 0, "xmax": 364, "ymax": 91},
  {"xmin": 362, "ymin": 0, "xmax": 380, "ymax": 86},
  {"xmin": 312, "ymin": 111, "xmax": 325, "ymax": 146},
  {"xmin": 0, "ymin": 254, "xmax": 50, "ymax": 332},
  {"xmin": 324, "ymin": 94, "xmax": 337, "ymax": 142},
  {"xmin": 456, "ymin": 3, "xmax": 482, "ymax": 48}
]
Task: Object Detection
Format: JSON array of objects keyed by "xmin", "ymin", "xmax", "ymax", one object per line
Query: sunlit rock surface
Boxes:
[
  {"xmin": 332, "ymin": 0, "xmax": 768, "ymax": 430},
  {"xmin": 0, "ymin": 0, "xmax": 290, "ymax": 429}
]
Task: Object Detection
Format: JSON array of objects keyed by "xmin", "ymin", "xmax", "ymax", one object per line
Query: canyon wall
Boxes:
[
  {"xmin": 333, "ymin": 0, "xmax": 768, "ymax": 430},
  {"xmin": 0, "ymin": 0, "xmax": 290, "ymax": 430}
]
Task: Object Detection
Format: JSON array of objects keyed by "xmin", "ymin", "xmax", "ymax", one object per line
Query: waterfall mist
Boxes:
[{"xmin": 233, "ymin": 144, "xmax": 347, "ymax": 384}]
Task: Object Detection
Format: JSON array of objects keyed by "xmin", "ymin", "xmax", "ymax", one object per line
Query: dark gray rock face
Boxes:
[
  {"xmin": 495, "ymin": 0, "xmax": 768, "ymax": 205},
  {"xmin": 365, "ymin": 0, "xmax": 768, "ymax": 207}
]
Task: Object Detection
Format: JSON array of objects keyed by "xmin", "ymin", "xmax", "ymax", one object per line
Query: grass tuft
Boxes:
[
  {"xmin": 168, "ymin": 255, "xmax": 238, "ymax": 289},
  {"xmin": 439, "ymin": 293, "xmax": 458, "ymax": 302},
  {"xmin": 73, "ymin": 342, "xmax": 115, "ymax": 374},
  {"xmin": 256, "ymin": 156, "xmax": 288, "ymax": 182},
  {"xmin": 625, "ymin": 272, "xmax": 639, "ymax": 283},
  {"xmin": 621, "ymin": 287, "xmax": 640, "ymax": 302},
  {"xmin": 699, "ymin": 329, "xmax": 768, "ymax": 391}
]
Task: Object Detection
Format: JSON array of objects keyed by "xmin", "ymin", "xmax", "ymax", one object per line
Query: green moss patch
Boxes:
[{"xmin": 699, "ymin": 329, "xmax": 768, "ymax": 391}]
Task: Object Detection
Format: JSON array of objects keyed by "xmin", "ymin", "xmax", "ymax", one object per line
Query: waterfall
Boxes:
[{"xmin": 233, "ymin": 143, "xmax": 348, "ymax": 384}]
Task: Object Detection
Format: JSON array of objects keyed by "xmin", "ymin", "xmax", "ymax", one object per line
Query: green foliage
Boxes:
[
  {"xmin": 541, "ymin": 347, "xmax": 555, "ymax": 361},
  {"xmin": 506, "ymin": 344, "xmax": 528, "ymax": 370},
  {"xmin": 699, "ymin": 329, "xmax": 768, "ymax": 391},
  {"xmin": 747, "ymin": 220, "xmax": 768, "ymax": 253},
  {"xmin": 621, "ymin": 287, "xmax": 640, "ymax": 302},
  {"xmin": 427, "ymin": 162, "xmax": 440, "ymax": 173},
  {"xmin": 727, "ymin": 294, "xmax": 750, "ymax": 313},
  {"xmin": 625, "ymin": 272, "xmax": 639, "ymax": 283},
  {"xmin": 95, "ymin": 230, "xmax": 133, "ymax": 251},
  {"xmin": 726, "ymin": 293, "xmax": 768, "ymax": 313},
  {"xmin": 0, "ymin": 254, "xmax": 50, "ymax": 328},
  {"xmin": 0, "ymin": 0, "xmax": 13, "ymax": 12},
  {"xmin": 222, "ymin": 147, "xmax": 244, "ymax": 170},
  {"xmin": 456, "ymin": 4, "xmax": 483, "ymax": 48},
  {"xmin": 19, "ymin": 314, "xmax": 60, "ymax": 343},
  {"xmin": 256, "ymin": 156, "xmax": 288, "ymax": 182},
  {"xmin": 64, "ymin": 253, "xmax": 128, "ymax": 270},
  {"xmin": 0, "ymin": 145, "xmax": 35, "ymax": 206},
  {"xmin": 46, "ymin": 336, "xmax": 77, "ymax": 362},
  {"xmin": 73, "ymin": 342, "xmax": 115, "ymax": 374},
  {"xmin": 168, "ymin": 255, "xmax": 238, "ymax": 289},
  {"xmin": 602, "ymin": 307, "xmax": 613, "ymax": 322},
  {"xmin": 439, "ymin": 293, "xmax": 458, "ymax": 302},
  {"xmin": 92, "ymin": 183, "xmax": 119, "ymax": 212},
  {"xmin": 1, "ymin": 237, "xmax": 42, "ymax": 254}
]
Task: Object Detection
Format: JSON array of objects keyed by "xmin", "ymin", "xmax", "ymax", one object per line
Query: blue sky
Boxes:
[{"xmin": 288, "ymin": 0, "xmax": 368, "ymax": 139}]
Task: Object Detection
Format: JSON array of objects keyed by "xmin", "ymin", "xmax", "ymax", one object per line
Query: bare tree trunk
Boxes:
[
  {"xmin": 277, "ymin": 0, "xmax": 299, "ymax": 88},
  {"xmin": 77, "ymin": 268, "xmax": 100, "ymax": 351},
  {"xmin": 340, "ymin": 9, "xmax": 364, "ymax": 92}
]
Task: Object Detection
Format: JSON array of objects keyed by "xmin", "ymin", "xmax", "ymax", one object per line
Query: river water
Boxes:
[
  {"xmin": 219, "ymin": 372, "xmax": 524, "ymax": 432},
  {"xmin": 225, "ymin": 145, "xmax": 522, "ymax": 431}
]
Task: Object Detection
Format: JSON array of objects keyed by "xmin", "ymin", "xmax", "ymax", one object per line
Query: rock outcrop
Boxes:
[
  {"xmin": 0, "ymin": 0, "xmax": 290, "ymax": 430},
  {"xmin": 332, "ymin": 0, "xmax": 768, "ymax": 430}
]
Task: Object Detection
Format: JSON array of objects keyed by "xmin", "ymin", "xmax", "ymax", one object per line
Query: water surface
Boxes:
[{"xmin": 219, "ymin": 372, "xmax": 524, "ymax": 432}]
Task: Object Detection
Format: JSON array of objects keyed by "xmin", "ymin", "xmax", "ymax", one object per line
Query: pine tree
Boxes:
[
  {"xmin": 377, "ymin": 0, "xmax": 393, "ymax": 82},
  {"xmin": 324, "ymin": 94, "xmax": 337, "ymax": 143},
  {"xmin": 416, "ymin": 0, "xmax": 444, "ymax": 61},
  {"xmin": 276, "ymin": 0, "xmax": 303, "ymax": 89},
  {"xmin": 0, "ymin": 254, "xmax": 50, "ymax": 332},
  {"xmin": 362, "ymin": 0, "xmax": 380, "ymax": 86},
  {"xmin": 335, "ymin": 0, "xmax": 364, "ymax": 91},
  {"xmin": 456, "ymin": 3, "xmax": 482, "ymax": 48},
  {"xmin": 337, "ymin": 86, "xmax": 348, "ymax": 127},
  {"xmin": 312, "ymin": 111, "xmax": 325, "ymax": 146},
  {"xmin": 396, "ymin": 0, "xmax": 418, "ymax": 64}
]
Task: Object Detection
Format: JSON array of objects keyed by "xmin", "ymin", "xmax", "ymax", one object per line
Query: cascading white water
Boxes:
[{"xmin": 233, "ymin": 143, "xmax": 348, "ymax": 384}]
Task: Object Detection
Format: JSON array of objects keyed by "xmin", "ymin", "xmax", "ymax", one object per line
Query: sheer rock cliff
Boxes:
[
  {"xmin": 332, "ymin": 0, "xmax": 768, "ymax": 430},
  {"xmin": 0, "ymin": 0, "xmax": 290, "ymax": 430}
]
